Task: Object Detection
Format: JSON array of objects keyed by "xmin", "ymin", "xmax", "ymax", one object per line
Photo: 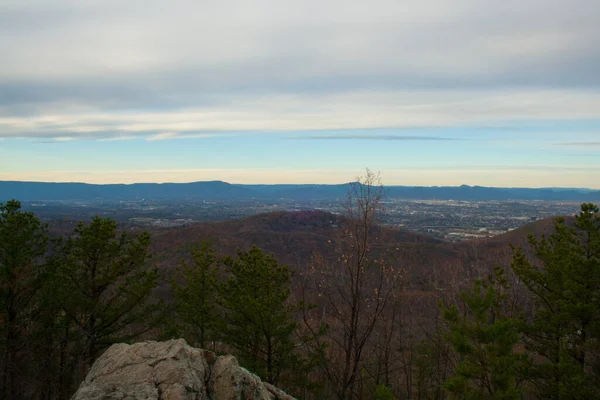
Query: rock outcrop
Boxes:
[{"xmin": 71, "ymin": 339, "xmax": 295, "ymax": 400}]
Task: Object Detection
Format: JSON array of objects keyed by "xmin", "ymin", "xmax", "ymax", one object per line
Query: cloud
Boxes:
[
  {"xmin": 146, "ymin": 132, "xmax": 178, "ymax": 141},
  {"xmin": 98, "ymin": 136, "xmax": 137, "ymax": 142},
  {"xmin": 0, "ymin": 0, "xmax": 599, "ymax": 141},
  {"xmin": 555, "ymin": 141, "xmax": 600, "ymax": 147},
  {"xmin": 2, "ymin": 89, "xmax": 600, "ymax": 141},
  {"xmin": 2, "ymin": 0, "xmax": 599, "ymax": 88},
  {"xmin": 296, "ymin": 134, "xmax": 464, "ymax": 141},
  {"xmin": 551, "ymin": 141, "xmax": 600, "ymax": 151}
]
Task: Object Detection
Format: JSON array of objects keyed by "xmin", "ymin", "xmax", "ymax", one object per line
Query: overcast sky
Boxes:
[{"xmin": 1, "ymin": 0, "xmax": 599, "ymax": 187}]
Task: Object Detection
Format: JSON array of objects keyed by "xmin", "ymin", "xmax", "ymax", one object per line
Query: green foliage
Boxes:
[
  {"xmin": 170, "ymin": 241, "xmax": 220, "ymax": 348},
  {"xmin": 374, "ymin": 384, "xmax": 396, "ymax": 400},
  {"xmin": 49, "ymin": 216, "xmax": 160, "ymax": 367},
  {"xmin": 0, "ymin": 200, "xmax": 48, "ymax": 399},
  {"xmin": 0, "ymin": 200, "xmax": 48, "ymax": 323},
  {"xmin": 218, "ymin": 246, "xmax": 298, "ymax": 385},
  {"xmin": 442, "ymin": 280, "xmax": 525, "ymax": 400},
  {"xmin": 511, "ymin": 203, "xmax": 600, "ymax": 399}
]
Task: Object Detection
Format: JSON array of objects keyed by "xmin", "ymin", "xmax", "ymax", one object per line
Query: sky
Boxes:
[{"xmin": 1, "ymin": 0, "xmax": 599, "ymax": 188}]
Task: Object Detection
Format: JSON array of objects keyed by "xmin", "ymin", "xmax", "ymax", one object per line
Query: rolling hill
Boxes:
[
  {"xmin": 45, "ymin": 209, "xmax": 573, "ymax": 294},
  {"xmin": 144, "ymin": 210, "xmax": 456, "ymax": 283}
]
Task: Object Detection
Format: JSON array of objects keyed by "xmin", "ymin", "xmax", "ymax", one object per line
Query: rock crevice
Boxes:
[{"xmin": 71, "ymin": 339, "xmax": 295, "ymax": 400}]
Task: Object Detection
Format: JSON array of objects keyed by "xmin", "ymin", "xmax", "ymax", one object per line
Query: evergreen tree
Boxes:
[
  {"xmin": 0, "ymin": 200, "xmax": 48, "ymax": 400},
  {"xmin": 442, "ymin": 279, "xmax": 525, "ymax": 400},
  {"xmin": 30, "ymin": 277, "xmax": 80, "ymax": 400},
  {"xmin": 49, "ymin": 217, "xmax": 160, "ymax": 370},
  {"xmin": 511, "ymin": 203, "xmax": 600, "ymax": 399},
  {"xmin": 218, "ymin": 246, "xmax": 298, "ymax": 385},
  {"xmin": 171, "ymin": 241, "xmax": 220, "ymax": 349}
]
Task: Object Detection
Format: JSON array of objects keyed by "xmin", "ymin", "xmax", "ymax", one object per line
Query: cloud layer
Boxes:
[
  {"xmin": 1, "ymin": 0, "xmax": 599, "ymax": 141},
  {"xmin": 2, "ymin": 89, "xmax": 600, "ymax": 140}
]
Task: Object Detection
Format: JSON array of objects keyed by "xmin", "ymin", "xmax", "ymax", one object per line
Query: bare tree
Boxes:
[{"xmin": 307, "ymin": 169, "xmax": 401, "ymax": 400}]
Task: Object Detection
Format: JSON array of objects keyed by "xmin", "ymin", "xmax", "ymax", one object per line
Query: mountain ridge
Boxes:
[{"xmin": 2, "ymin": 180, "xmax": 599, "ymax": 202}]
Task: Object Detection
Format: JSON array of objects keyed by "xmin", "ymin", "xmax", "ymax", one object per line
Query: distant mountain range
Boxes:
[{"xmin": 1, "ymin": 180, "xmax": 599, "ymax": 202}]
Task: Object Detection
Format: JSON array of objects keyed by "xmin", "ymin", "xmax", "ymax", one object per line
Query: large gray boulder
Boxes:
[{"xmin": 71, "ymin": 339, "xmax": 295, "ymax": 400}]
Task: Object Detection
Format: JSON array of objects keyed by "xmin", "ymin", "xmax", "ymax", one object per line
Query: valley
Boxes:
[{"xmin": 27, "ymin": 197, "xmax": 581, "ymax": 241}]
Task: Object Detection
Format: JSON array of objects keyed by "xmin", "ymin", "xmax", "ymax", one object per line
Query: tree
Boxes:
[
  {"xmin": 412, "ymin": 336, "xmax": 451, "ymax": 400},
  {"xmin": 308, "ymin": 169, "xmax": 401, "ymax": 399},
  {"xmin": 171, "ymin": 241, "xmax": 220, "ymax": 349},
  {"xmin": 374, "ymin": 385, "xmax": 397, "ymax": 400},
  {"xmin": 218, "ymin": 246, "xmax": 298, "ymax": 385},
  {"xmin": 33, "ymin": 285, "xmax": 80, "ymax": 400},
  {"xmin": 49, "ymin": 217, "xmax": 160, "ymax": 370},
  {"xmin": 0, "ymin": 200, "xmax": 48, "ymax": 400},
  {"xmin": 442, "ymin": 278, "xmax": 525, "ymax": 400},
  {"xmin": 511, "ymin": 203, "xmax": 600, "ymax": 399}
]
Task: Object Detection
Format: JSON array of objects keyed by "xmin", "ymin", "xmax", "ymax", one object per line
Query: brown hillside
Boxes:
[
  {"xmin": 148, "ymin": 210, "xmax": 456, "ymax": 284},
  {"xmin": 47, "ymin": 210, "xmax": 563, "ymax": 291},
  {"xmin": 445, "ymin": 215, "xmax": 576, "ymax": 289},
  {"xmin": 482, "ymin": 217, "xmax": 561, "ymax": 246}
]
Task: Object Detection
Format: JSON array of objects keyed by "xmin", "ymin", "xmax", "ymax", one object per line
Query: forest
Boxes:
[{"xmin": 1, "ymin": 172, "xmax": 599, "ymax": 400}]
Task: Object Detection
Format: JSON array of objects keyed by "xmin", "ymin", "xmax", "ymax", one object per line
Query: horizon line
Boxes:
[{"xmin": 0, "ymin": 179, "xmax": 597, "ymax": 192}]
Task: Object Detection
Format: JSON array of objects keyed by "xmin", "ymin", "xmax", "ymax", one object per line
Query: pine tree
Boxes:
[
  {"xmin": 49, "ymin": 217, "xmax": 160, "ymax": 370},
  {"xmin": 511, "ymin": 203, "xmax": 600, "ymax": 399},
  {"xmin": 218, "ymin": 246, "xmax": 298, "ymax": 385},
  {"xmin": 171, "ymin": 241, "xmax": 220, "ymax": 349},
  {"xmin": 442, "ymin": 278, "xmax": 525, "ymax": 400},
  {"xmin": 0, "ymin": 200, "xmax": 48, "ymax": 400}
]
